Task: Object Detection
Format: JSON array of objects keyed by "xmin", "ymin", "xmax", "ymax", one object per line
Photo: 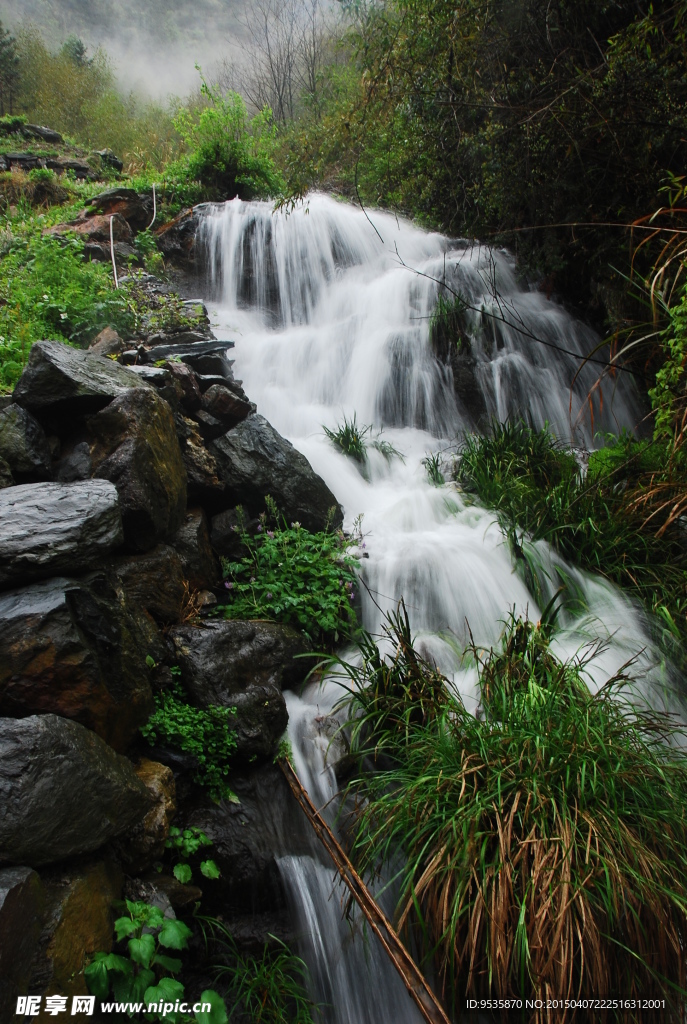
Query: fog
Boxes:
[{"xmin": 1, "ymin": 0, "xmax": 251, "ymax": 99}]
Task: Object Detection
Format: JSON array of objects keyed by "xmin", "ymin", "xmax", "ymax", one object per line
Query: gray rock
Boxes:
[
  {"xmin": 0, "ymin": 480, "xmax": 123, "ymax": 588},
  {"xmin": 56, "ymin": 440, "xmax": 91, "ymax": 482},
  {"xmin": 0, "ymin": 715, "xmax": 152, "ymax": 867},
  {"xmin": 142, "ymin": 339, "xmax": 235, "ymax": 365},
  {"xmin": 209, "ymin": 414, "xmax": 343, "ymax": 531},
  {"xmin": 107, "ymin": 544, "xmax": 186, "ymax": 624},
  {"xmin": 88, "ymin": 326, "xmax": 124, "ymax": 358},
  {"xmin": 0, "ymin": 866, "xmax": 45, "ymax": 1022},
  {"xmin": 13, "ymin": 341, "xmax": 151, "ymax": 422},
  {"xmin": 171, "ymin": 508, "xmax": 219, "ymax": 590},
  {"xmin": 88, "ymin": 389, "xmax": 187, "ymax": 552},
  {"xmin": 0, "ymin": 405, "xmax": 52, "ymax": 480},
  {"xmin": 94, "ymin": 149, "xmax": 124, "ymax": 172},
  {"xmin": 0, "ymin": 574, "xmax": 154, "ymax": 751},
  {"xmin": 184, "ymin": 764, "xmax": 304, "ymax": 913},
  {"xmin": 169, "ymin": 619, "xmax": 310, "ymax": 761}
]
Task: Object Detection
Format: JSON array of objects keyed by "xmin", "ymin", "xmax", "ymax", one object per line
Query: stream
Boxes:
[{"xmin": 198, "ymin": 194, "xmax": 671, "ymax": 1022}]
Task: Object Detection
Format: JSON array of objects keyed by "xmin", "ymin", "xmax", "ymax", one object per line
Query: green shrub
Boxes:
[
  {"xmin": 165, "ymin": 827, "xmax": 220, "ymax": 886},
  {"xmin": 345, "ymin": 609, "xmax": 687, "ymax": 1014},
  {"xmin": 217, "ymin": 501, "xmax": 359, "ymax": 643},
  {"xmin": 173, "ymin": 78, "xmax": 284, "ymax": 200},
  {"xmin": 85, "ymin": 900, "xmax": 226, "ymax": 1024},
  {"xmin": 141, "ymin": 678, "xmax": 238, "ymax": 802}
]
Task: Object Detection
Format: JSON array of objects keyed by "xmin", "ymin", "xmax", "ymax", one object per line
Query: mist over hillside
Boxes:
[{"xmin": 1, "ymin": 0, "xmax": 248, "ymax": 97}]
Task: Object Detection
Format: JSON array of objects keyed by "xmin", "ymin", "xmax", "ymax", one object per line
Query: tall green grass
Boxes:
[{"xmin": 341, "ymin": 607, "xmax": 687, "ymax": 1018}]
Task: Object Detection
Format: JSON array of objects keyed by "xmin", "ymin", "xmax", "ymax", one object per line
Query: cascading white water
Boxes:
[{"xmin": 198, "ymin": 194, "xmax": 670, "ymax": 1022}]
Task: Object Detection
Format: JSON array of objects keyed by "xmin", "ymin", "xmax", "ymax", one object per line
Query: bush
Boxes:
[
  {"xmin": 141, "ymin": 677, "xmax": 238, "ymax": 802},
  {"xmin": 173, "ymin": 78, "xmax": 284, "ymax": 200},
  {"xmin": 217, "ymin": 501, "xmax": 359, "ymax": 643},
  {"xmin": 345, "ymin": 609, "xmax": 687, "ymax": 1016}
]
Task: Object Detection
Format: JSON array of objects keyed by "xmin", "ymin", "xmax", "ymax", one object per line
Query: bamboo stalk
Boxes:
[{"xmin": 278, "ymin": 758, "xmax": 452, "ymax": 1024}]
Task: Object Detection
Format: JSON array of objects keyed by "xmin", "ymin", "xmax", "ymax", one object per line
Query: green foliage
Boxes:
[
  {"xmin": 141, "ymin": 680, "xmax": 238, "ymax": 802},
  {"xmin": 651, "ymin": 281, "xmax": 687, "ymax": 441},
  {"xmin": 85, "ymin": 900, "xmax": 226, "ymax": 1023},
  {"xmin": 345, "ymin": 609, "xmax": 687, "ymax": 1011},
  {"xmin": 217, "ymin": 501, "xmax": 359, "ymax": 644},
  {"xmin": 201, "ymin": 918, "xmax": 317, "ymax": 1024},
  {"xmin": 454, "ymin": 421, "xmax": 687, "ymax": 648},
  {"xmin": 0, "ymin": 227, "xmax": 131, "ymax": 391},
  {"xmin": 165, "ymin": 826, "xmax": 220, "ymax": 885},
  {"xmin": 122, "ymin": 271, "xmax": 205, "ymax": 335},
  {"xmin": 283, "ymin": 0, "xmax": 687, "ymax": 319},
  {"xmin": 173, "ymin": 77, "xmax": 284, "ymax": 200}
]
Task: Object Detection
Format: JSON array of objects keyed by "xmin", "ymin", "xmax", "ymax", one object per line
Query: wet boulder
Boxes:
[
  {"xmin": 0, "ymin": 480, "xmax": 123, "ymax": 589},
  {"xmin": 202, "ymin": 383, "xmax": 254, "ymax": 429},
  {"xmin": 0, "ymin": 574, "xmax": 154, "ymax": 751},
  {"xmin": 114, "ymin": 760, "xmax": 176, "ymax": 873},
  {"xmin": 171, "ymin": 508, "xmax": 219, "ymax": 591},
  {"xmin": 209, "ymin": 414, "xmax": 343, "ymax": 530},
  {"xmin": 0, "ymin": 715, "xmax": 153, "ymax": 867},
  {"xmin": 0, "ymin": 867, "xmax": 45, "ymax": 1022},
  {"xmin": 88, "ymin": 388, "xmax": 187, "ymax": 552},
  {"xmin": 48, "ymin": 211, "xmax": 134, "ymax": 247},
  {"xmin": 88, "ymin": 326, "xmax": 125, "ymax": 358},
  {"xmin": 29, "ymin": 860, "xmax": 123, "ymax": 1003},
  {"xmin": 0, "ymin": 405, "xmax": 52, "ymax": 481},
  {"xmin": 107, "ymin": 544, "xmax": 186, "ymax": 624},
  {"xmin": 169, "ymin": 620, "xmax": 310, "ymax": 761},
  {"xmin": 170, "ymin": 620, "xmax": 311, "ymax": 701},
  {"xmin": 12, "ymin": 341, "xmax": 151, "ymax": 422},
  {"xmin": 184, "ymin": 764, "xmax": 302, "ymax": 913}
]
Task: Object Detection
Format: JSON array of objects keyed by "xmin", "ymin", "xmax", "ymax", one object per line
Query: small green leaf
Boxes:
[
  {"xmin": 195, "ymin": 990, "xmax": 228, "ymax": 1024},
  {"xmin": 84, "ymin": 959, "xmax": 110, "ymax": 999},
  {"xmin": 146, "ymin": 655, "xmax": 156, "ymax": 668},
  {"xmin": 128, "ymin": 932, "xmax": 156, "ymax": 968},
  {"xmin": 173, "ymin": 862, "xmax": 193, "ymax": 884},
  {"xmin": 144, "ymin": 976, "xmax": 185, "ymax": 1006},
  {"xmin": 200, "ymin": 859, "xmax": 220, "ymax": 879},
  {"xmin": 152, "ymin": 953, "xmax": 183, "ymax": 974},
  {"xmin": 158, "ymin": 918, "xmax": 193, "ymax": 950},
  {"xmin": 114, "ymin": 916, "xmax": 138, "ymax": 941}
]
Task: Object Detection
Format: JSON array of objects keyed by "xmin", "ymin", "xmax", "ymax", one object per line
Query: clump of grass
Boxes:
[
  {"xmin": 421, "ymin": 452, "xmax": 445, "ymax": 486},
  {"xmin": 324, "ymin": 413, "xmax": 403, "ymax": 468},
  {"xmin": 323, "ymin": 413, "xmax": 369, "ymax": 462},
  {"xmin": 199, "ymin": 918, "xmax": 318, "ymax": 1024},
  {"xmin": 454, "ymin": 421, "xmax": 687, "ymax": 650},
  {"xmin": 343, "ymin": 608, "xmax": 687, "ymax": 1018}
]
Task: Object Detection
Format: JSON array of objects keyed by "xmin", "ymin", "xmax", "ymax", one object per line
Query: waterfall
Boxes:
[{"xmin": 198, "ymin": 194, "xmax": 666, "ymax": 1022}]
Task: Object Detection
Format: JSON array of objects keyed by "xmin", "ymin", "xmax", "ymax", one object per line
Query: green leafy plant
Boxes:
[
  {"xmin": 141, "ymin": 679, "xmax": 238, "ymax": 802},
  {"xmin": 85, "ymin": 900, "xmax": 227, "ymax": 1024},
  {"xmin": 217, "ymin": 499, "xmax": 359, "ymax": 643},
  {"xmin": 344, "ymin": 608, "xmax": 687, "ymax": 1016},
  {"xmin": 165, "ymin": 826, "xmax": 220, "ymax": 885}
]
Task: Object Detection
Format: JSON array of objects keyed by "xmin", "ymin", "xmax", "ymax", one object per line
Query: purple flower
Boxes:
[
  {"xmin": 266, "ymin": 592, "xmax": 273, "ymax": 600},
  {"xmin": 267, "ymin": 530, "xmax": 275, "ymax": 539},
  {"xmin": 362, "ymin": 542, "xmax": 366, "ymax": 549},
  {"xmin": 349, "ymin": 590, "xmax": 355, "ymax": 602},
  {"xmin": 257, "ymin": 524, "xmax": 263, "ymax": 532},
  {"xmin": 250, "ymin": 576, "xmax": 256, "ymax": 583},
  {"xmin": 224, "ymin": 581, "xmax": 234, "ymax": 590}
]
